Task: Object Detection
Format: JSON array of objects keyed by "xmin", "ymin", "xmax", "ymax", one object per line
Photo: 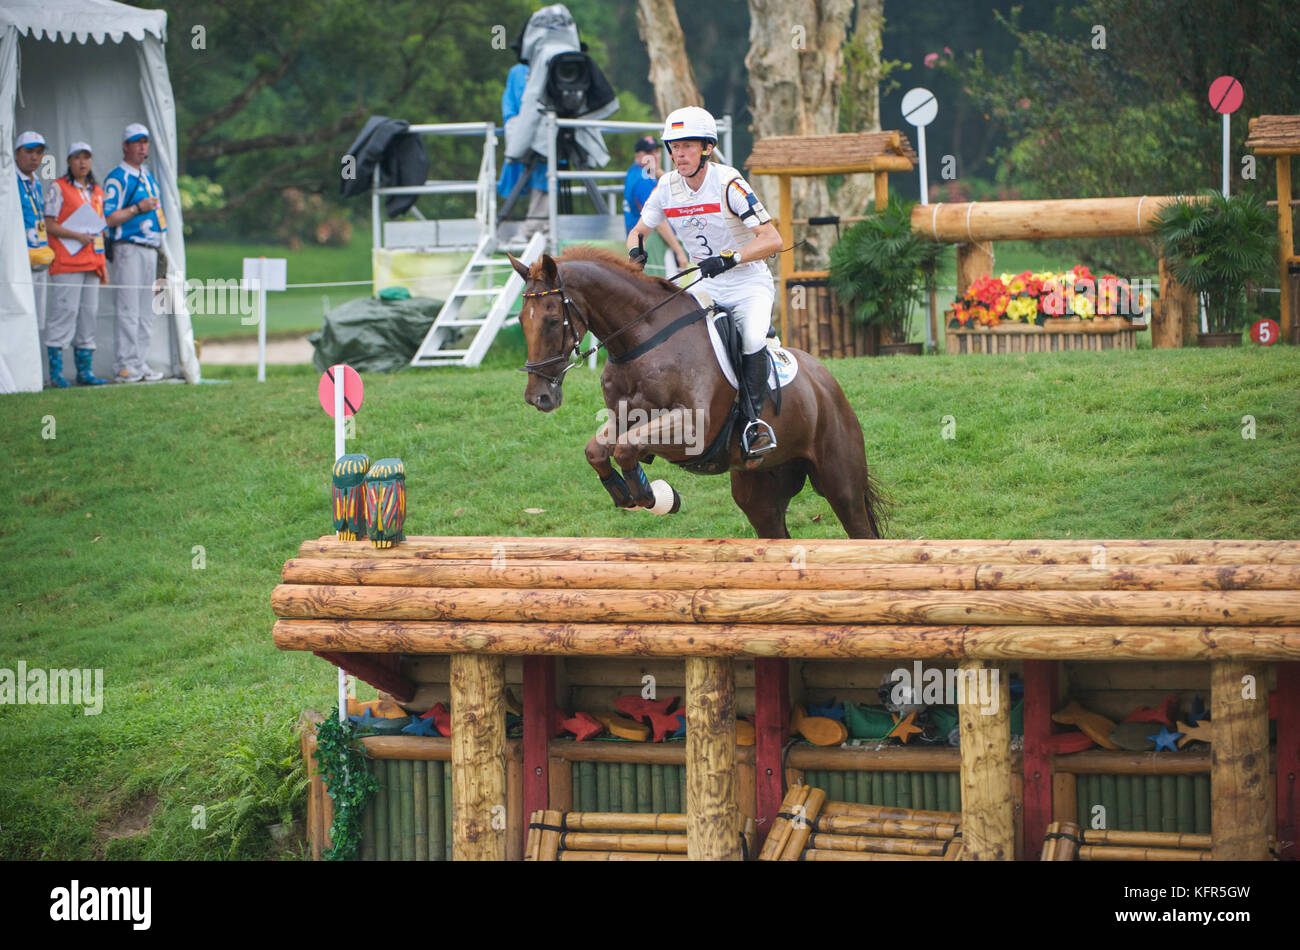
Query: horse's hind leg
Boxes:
[
  {"xmin": 730, "ymin": 460, "xmax": 808, "ymax": 539},
  {"xmin": 809, "ymin": 454, "xmax": 880, "ymax": 539}
]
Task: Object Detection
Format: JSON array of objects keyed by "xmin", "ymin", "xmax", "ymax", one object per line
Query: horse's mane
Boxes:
[{"xmin": 533, "ymin": 244, "xmax": 680, "ymax": 295}]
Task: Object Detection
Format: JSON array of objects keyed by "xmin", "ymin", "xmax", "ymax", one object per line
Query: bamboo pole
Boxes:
[
  {"xmin": 297, "ymin": 536, "xmax": 1300, "ymax": 565},
  {"xmin": 803, "ymin": 849, "xmax": 944, "ymax": 861},
  {"xmin": 525, "ymin": 810, "xmax": 543, "ymax": 861},
  {"xmin": 1083, "ymin": 829, "xmax": 1211, "ymax": 849},
  {"xmin": 537, "ymin": 808, "xmax": 563, "ymax": 862},
  {"xmin": 814, "ymin": 816, "xmax": 958, "ymax": 839},
  {"xmin": 1055, "ymin": 820, "xmax": 1081, "ymax": 861},
  {"xmin": 372, "ymin": 759, "xmax": 388, "ymax": 861},
  {"xmin": 429, "ymin": 760, "xmax": 444, "ymax": 861},
  {"xmin": 450, "ymin": 653, "xmax": 507, "ymax": 861},
  {"xmin": 557, "ymin": 851, "xmax": 688, "ymax": 861},
  {"xmin": 779, "ymin": 786, "xmax": 827, "ymax": 861},
  {"xmin": 398, "ymin": 759, "xmax": 414, "ymax": 861},
  {"xmin": 820, "ymin": 800, "xmax": 962, "ymax": 825},
  {"xmin": 759, "ymin": 786, "xmax": 808, "ymax": 860},
  {"xmin": 412, "ymin": 757, "xmax": 427, "ymax": 861},
  {"xmin": 558, "ymin": 832, "xmax": 687, "ymax": 854},
  {"xmin": 386, "ymin": 757, "xmax": 401, "ymax": 860},
  {"xmin": 809, "ymin": 833, "xmax": 948, "ymax": 856},
  {"xmin": 1212, "ymin": 660, "xmax": 1271, "ymax": 860},
  {"xmin": 685, "ymin": 656, "xmax": 741, "ymax": 860},
  {"xmin": 1080, "ymin": 845, "xmax": 1211, "ymax": 861},
  {"xmin": 561, "ymin": 812, "xmax": 687, "ymax": 832},
  {"xmin": 958, "ymin": 659, "xmax": 1013, "ymax": 860}
]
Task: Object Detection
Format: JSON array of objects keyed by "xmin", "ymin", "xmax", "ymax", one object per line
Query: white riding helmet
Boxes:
[{"xmin": 662, "ymin": 107, "xmax": 718, "ymax": 145}]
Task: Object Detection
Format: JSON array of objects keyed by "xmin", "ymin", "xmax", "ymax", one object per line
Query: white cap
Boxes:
[
  {"xmin": 124, "ymin": 123, "xmax": 150, "ymax": 142},
  {"xmin": 15, "ymin": 130, "xmax": 46, "ymax": 150},
  {"xmin": 67, "ymin": 141, "xmax": 93, "ymax": 157},
  {"xmin": 662, "ymin": 107, "xmax": 718, "ymax": 144}
]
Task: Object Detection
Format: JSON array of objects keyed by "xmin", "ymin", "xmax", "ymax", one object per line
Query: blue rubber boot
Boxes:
[
  {"xmin": 74, "ymin": 348, "xmax": 109, "ymax": 386},
  {"xmin": 47, "ymin": 347, "xmax": 71, "ymax": 388}
]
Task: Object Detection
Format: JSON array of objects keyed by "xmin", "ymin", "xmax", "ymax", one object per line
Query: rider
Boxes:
[{"xmin": 626, "ymin": 106, "xmax": 784, "ymax": 458}]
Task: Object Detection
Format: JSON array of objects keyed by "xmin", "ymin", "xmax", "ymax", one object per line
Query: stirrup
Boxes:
[{"xmin": 741, "ymin": 419, "xmax": 777, "ymax": 458}]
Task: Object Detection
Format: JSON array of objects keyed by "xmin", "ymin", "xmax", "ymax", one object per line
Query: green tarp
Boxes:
[{"xmin": 309, "ymin": 295, "xmax": 444, "ymax": 373}]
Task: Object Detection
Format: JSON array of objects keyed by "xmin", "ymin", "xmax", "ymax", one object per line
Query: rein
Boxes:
[{"xmin": 519, "ymin": 241, "xmax": 806, "ymax": 384}]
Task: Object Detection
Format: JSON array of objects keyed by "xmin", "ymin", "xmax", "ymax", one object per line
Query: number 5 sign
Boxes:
[{"xmin": 1251, "ymin": 318, "xmax": 1279, "ymax": 346}]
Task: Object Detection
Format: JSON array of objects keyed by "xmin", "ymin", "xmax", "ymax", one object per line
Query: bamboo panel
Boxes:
[
  {"xmin": 809, "ymin": 833, "xmax": 948, "ymax": 856},
  {"xmin": 386, "ymin": 757, "xmax": 401, "ymax": 860},
  {"xmin": 372, "ymin": 759, "xmax": 389, "ymax": 861},
  {"xmin": 1080, "ymin": 845, "xmax": 1211, "ymax": 861},
  {"xmin": 275, "ymin": 619, "xmax": 1300, "ymax": 660},
  {"xmin": 410, "ymin": 758, "xmax": 425, "ymax": 860},
  {"xmin": 297, "ymin": 536, "xmax": 1300, "ymax": 566},
  {"xmin": 429, "ymin": 760, "xmax": 445, "ymax": 861}
]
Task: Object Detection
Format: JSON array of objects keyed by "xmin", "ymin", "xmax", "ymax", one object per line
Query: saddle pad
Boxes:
[{"xmin": 705, "ymin": 315, "xmax": 800, "ymax": 391}]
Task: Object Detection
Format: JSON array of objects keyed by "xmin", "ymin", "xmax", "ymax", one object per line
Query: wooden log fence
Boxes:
[{"xmin": 278, "ymin": 535, "xmax": 1300, "ymax": 862}]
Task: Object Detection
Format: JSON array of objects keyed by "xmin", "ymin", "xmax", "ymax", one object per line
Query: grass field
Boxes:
[{"xmin": 3, "ymin": 345, "xmax": 1298, "ymax": 859}]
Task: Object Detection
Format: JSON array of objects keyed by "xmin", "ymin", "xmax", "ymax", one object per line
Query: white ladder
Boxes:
[{"xmin": 410, "ymin": 230, "xmax": 547, "ymax": 367}]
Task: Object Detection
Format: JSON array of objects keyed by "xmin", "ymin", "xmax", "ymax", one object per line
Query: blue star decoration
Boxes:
[
  {"xmin": 1148, "ymin": 725, "xmax": 1184, "ymax": 752},
  {"xmin": 348, "ymin": 708, "xmax": 378, "ymax": 729},
  {"xmin": 402, "ymin": 714, "xmax": 441, "ymax": 737},
  {"xmin": 670, "ymin": 711, "xmax": 686, "ymax": 739},
  {"xmin": 807, "ymin": 698, "xmax": 845, "ymax": 722},
  {"xmin": 1189, "ymin": 695, "xmax": 1210, "ymax": 723}
]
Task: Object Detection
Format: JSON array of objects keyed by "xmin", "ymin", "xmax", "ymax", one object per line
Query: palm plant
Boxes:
[
  {"xmin": 829, "ymin": 195, "xmax": 944, "ymax": 344},
  {"xmin": 1152, "ymin": 191, "xmax": 1276, "ymax": 334}
]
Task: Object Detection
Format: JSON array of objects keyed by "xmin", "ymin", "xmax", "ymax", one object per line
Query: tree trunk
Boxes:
[
  {"xmin": 745, "ymin": 0, "xmax": 857, "ymax": 270},
  {"xmin": 636, "ymin": 0, "xmax": 704, "ymax": 118},
  {"xmin": 831, "ymin": 0, "xmax": 885, "ymax": 221}
]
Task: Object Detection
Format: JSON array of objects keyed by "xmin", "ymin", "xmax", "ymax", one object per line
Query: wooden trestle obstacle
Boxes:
[{"xmin": 272, "ymin": 535, "xmax": 1300, "ymax": 861}]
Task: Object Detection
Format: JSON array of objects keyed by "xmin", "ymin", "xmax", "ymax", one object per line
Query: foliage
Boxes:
[
  {"xmin": 1152, "ymin": 191, "xmax": 1277, "ymax": 333},
  {"xmin": 830, "ymin": 195, "xmax": 944, "ymax": 341},
  {"xmin": 947, "ymin": 0, "xmax": 1300, "ymax": 274},
  {"xmin": 314, "ymin": 709, "xmax": 380, "ymax": 861},
  {"xmin": 177, "ymin": 175, "xmax": 225, "ymax": 236},
  {"xmin": 204, "ymin": 714, "xmax": 308, "ymax": 859}
]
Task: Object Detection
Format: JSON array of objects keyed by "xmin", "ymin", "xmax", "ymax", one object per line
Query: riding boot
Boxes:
[
  {"xmin": 75, "ymin": 348, "xmax": 109, "ymax": 386},
  {"xmin": 47, "ymin": 347, "xmax": 71, "ymax": 388},
  {"xmin": 740, "ymin": 350, "xmax": 776, "ymax": 458}
]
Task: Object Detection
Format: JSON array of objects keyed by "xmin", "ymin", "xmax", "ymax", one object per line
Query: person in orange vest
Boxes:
[{"xmin": 43, "ymin": 142, "xmax": 109, "ymax": 387}]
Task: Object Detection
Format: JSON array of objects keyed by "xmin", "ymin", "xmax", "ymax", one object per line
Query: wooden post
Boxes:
[
  {"xmin": 1210, "ymin": 661, "xmax": 1270, "ymax": 861},
  {"xmin": 1155, "ymin": 257, "xmax": 1196, "ymax": 348},
  {"xmin": 522, "ymin": 656, "xmax": 555, "ymax": 847},
  {"xmin": 450, "ymin": 653, "xmax": 507, "ymax": 861},
  {"xmin": 956, "ymin": 243, "xmax": 992, "ymax": 297},
  {"xmin": 685, "ymin": 656, "xmax": 741, "ymax": 860},
  {"xmin": 957, "ymin": 658, "xmax": 1014, "ymax": 859},
  {"xmin": 1277, "ymin": 156, "xmax": 1294, "ymax": 342},
  {"xmin": 873, "ymin": 171, "xmax": 888, "ymax": 212},
  {"xmin": 1275, "ymin": 662, "xmax": 1299, "ymax": 860},
  {"xmin": 777, "ymin": 174, "xmax": 793, "ymax": 340},
  {"xmin": 753, "ymin": 658, "xmax": 789, "ymax": 852},
  {"xmin": 1021, "ymin": 660, "xmax": 1057, "ymax": 859}
]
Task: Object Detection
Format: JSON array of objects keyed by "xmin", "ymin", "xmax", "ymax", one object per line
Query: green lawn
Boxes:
[{"xmin": 2, "ymin": 346, "xmax": 1298, "ymax": 859}]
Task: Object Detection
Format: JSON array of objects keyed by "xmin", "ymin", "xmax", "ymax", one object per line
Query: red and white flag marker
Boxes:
[
  {"xmin": 1208, "ymin": 75, "xmax": 1243, "ymax": 198},
  {"xmin": 318, "ymin": 363, "xmax": 364, "ymax": 721}
]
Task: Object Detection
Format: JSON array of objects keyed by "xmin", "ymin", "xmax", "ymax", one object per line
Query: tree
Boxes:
[{"xmin": 635, "ymin": 0, "xmax": 703, "ymax": 116}]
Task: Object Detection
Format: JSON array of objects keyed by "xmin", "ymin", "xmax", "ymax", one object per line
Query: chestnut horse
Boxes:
[{"xmin": 509, "ymin": 246, "xmax": 885, "ymax": 539}]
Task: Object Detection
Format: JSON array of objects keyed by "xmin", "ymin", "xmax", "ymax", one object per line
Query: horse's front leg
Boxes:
[
  {"xmin": 611, "ymin": 408, "xmax": 694, "ymax": 511},
  {"xmin": 586, "ymin": 417, "xmax": 636, "ymax": 508}
]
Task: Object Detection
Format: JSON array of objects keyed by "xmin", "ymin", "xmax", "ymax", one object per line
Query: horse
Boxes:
[{"xmin": 508, "ymin": 246, "xmax": 886, "ymax": 539}]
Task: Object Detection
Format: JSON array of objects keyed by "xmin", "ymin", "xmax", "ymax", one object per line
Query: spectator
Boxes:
[
  {"xmin": 15, "ymin": 131, "xmax": 53, "ymax": 355},
  {"xmin": 43, "ymin": 141, "xmax": 109, "ymax": 388},
  {"xmin": 497, "ymin": 60, "xmax": 549, "ymax": 240},
  {"xmin": 103, "ymin": 123, "xmax": 166, "ymax": 383},
  {"xmin": 623, "ymin": 135, "xmax": 687, "ymax": 275}
]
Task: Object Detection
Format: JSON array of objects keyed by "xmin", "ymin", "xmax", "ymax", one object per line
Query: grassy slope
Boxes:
[{"xmin": 2, "ymin": 346, "xmax": 1297, "ymax": 859}]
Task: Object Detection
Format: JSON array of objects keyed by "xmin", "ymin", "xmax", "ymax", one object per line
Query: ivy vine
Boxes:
[{"xmin": 314, "ymin": 707, "xmax": 380, "ymax": 861}]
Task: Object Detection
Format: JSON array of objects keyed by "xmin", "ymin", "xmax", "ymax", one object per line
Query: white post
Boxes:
[
  {"xmin": 372, "ymin": 166, "xmax": 381, "ymax": 252},
  {"xmin": 1222, "ymin": 113, "xmax": 1231, "ymax": 198},
  {"xmin": 917, "ymin": 128, "xmax": 933, "ymax": 350},
  {"xmin": 256, "ymin": 273, "xmax": 267, "ymax": 383},
  {"xmin": 546, "ymin": 111, "xmax": 559, "ymax": 256},
  {"xmin": 334, "ymin": 366, "xmax": 348, "ymax": 722}
]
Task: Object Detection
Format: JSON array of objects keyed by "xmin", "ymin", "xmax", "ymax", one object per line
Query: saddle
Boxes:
[{"xmin": 671, "ymin": 307, "xmax": 780, "ymax": 476}]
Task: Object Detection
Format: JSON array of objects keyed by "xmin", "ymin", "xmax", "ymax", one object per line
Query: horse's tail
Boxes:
[{"xmin": 862, "ymin": 466, "xmax": 892, "ymax": 540}]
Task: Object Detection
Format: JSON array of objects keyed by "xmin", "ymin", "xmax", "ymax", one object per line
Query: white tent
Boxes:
[{"xmin": 1, "ymin": 0, "xmax": 199, "ymax": 393}]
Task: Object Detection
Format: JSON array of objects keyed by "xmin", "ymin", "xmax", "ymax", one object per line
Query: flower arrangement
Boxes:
[{"xmin": 949, "ymin": 265, "xmax": 1150, "ymax": 328}]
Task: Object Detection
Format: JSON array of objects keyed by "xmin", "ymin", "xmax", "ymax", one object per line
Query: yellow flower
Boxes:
[
  {"xmin": 1006, "ymin": 296, "xmax": 1037, "ymax": 322},
  {"xmin": 1072, "ymin": 294, "xmax": 1094, "ymax": 318}
]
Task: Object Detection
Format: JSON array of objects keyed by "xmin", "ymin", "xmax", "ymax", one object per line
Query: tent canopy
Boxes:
[{"xmin": 1, "ymin": 0, "xmax": 198, "ymax": 392}]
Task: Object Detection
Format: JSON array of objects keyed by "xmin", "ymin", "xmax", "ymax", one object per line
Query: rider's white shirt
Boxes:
[{"xmin": 639, "ymin": 163, "xmax": 774, "ymax": 294}]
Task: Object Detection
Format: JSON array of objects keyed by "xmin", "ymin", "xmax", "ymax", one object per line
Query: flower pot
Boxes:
[
  {"xmin": 1197, "ymin": 332, "xmax": 1242, "ymax": 348},
  {"xmin": 876, "ymin": 342, "xmax": 924, "ymax": 356}
]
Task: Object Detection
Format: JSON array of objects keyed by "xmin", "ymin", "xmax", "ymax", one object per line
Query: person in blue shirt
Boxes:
[
  {"xmin": 497, "ymin": 62, "xmax": 549, "ymax": 239},
  {"xmin": 15, "ymin": 131, "xmax": 53, "ymax": 359},
  {"xmin": 623, "ymin": 136, "xmax": 687, "ymax": 276},
  {"xmin": 102, "ymin": 123, "xmax": 167, "ymax": 383}
]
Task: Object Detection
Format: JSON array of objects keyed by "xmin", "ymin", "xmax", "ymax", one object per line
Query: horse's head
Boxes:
[{"xmin": 510, "ymin": 253, "xmax": 583, "ymax": 412}]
